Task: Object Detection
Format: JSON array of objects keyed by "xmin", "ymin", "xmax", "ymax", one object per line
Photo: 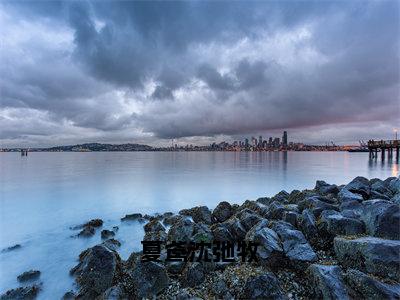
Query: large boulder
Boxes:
[
  {"xmin": 211, "ymin": 223, "xmax": 234, "ymax": 242},
  {"xmin": 361, "ymin": 200, "xmax": 400, "ymax": 239},
  {"xmin": 179, "ymin": 206, "xmax": 212, "ymax": 225},
  {"xmin": 307, "ymin": 264, "xmax": 350, "ymax": 300},
  {"xmin": 272, "ymin": 221, "xmax": 317, "ymax": 265},
  {"xmin": 70, "ymin": 245, "xmax": 121, "ymax": 299},
  {"xmin": 245, "ymin": 220, "xmax": 284, "ymax": 267},
  {"xmin": 344, "ymin": 268, "xmax": 400, "ymax": 299},
  {"xmin": 167, "ymin": 218, "xmax": 194, "ymax": 242},
  {"xmin": 17, "ymin": 270, "xmax": 41, "ymax": 282},
  {"xmin": 121, "ymin": 213, "xmax": 143, "ymax": 222},
  {"xmin": 315, "ymin": 180, "xmax": 339, "ymax": 195},
  {"xmin": 388, "ymin": 177, "xmax": 400, "ymax": 194},
  {"xmin": 334, "ymin": 237, "xmax": 400, "ymax": 280},
  {"xmin": 343, "ymin": 176, "xmax": 370, "ymax": 199},
  {"xmin": 298, "ymin": 196, "xmax": 338, "ymax": 217},
  {"xmin": 129, "ymin": 260, "xmax": 169, "ymax": 298},
  {"xmin": 299, "ymin": 209, "xmax": 319, "ymax": 246},
  {"xmin": 235, "ymin": 209, "xmax": 263, "ymax": 231},
  {"xmin": 212, "ymin": 201, "xmax": 233, "ymax": 223},
  {"xmin": 224, "ymin": 217, "xmax": 247, "ymax": 240},
  {"xmin": 240, "ymin": 273, "xmax": 286, "ymax": 299},
  {"xmin": 337, "ymin": 189, "xmax": 364, "ymax": 203},
  {"xmin": 98, "ymin": 285, "xmax": 126, "ymax": 300},
  {"xmin": 339, "ymin": 200, "xmax": 363, "ymax": 219},
  {"xmin": 182, "ymin": 262, "xmax": 205, "ymax": 287},
  {"xmin": 144, "ymin": 219, "xmax": 165, "ymax": 233},
  {"xmin": 317, "ymin": 210, "xmax": 365, "ymax": 239},
  {"xmin": 191, "ymin": 223, "xmax": 213, "ymax": 243}
]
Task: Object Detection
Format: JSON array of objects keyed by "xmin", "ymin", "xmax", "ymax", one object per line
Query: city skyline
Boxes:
[{"xmin": 0, "ymin": 1, "xmax": 399, "ymax": 147}]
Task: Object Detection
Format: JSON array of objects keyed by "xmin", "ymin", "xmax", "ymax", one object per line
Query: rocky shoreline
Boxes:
[{"xmin": 1, "ymin": 176, "xmax": 400, "ymax": 299}]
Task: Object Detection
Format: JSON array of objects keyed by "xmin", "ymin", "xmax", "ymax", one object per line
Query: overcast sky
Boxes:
[{"xmin": 0, "ymin": 1, "xmax": 399, "ymax": 147}]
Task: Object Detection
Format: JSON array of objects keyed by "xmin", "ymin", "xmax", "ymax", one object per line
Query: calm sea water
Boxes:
[{"xmin": 0, "ymin": 151, "xmax": 398, "ymax": 298}]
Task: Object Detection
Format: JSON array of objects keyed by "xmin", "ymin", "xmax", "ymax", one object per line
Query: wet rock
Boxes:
[
  {"xmin": 256, "ymin": 196, "xmax": 274, "ymax": 206},
  {"xmin": 337, "ymin": 189, "xmax": 364, "ymax": 203},
  {"xmin": 240, "ymin": 200, "xmax": 269, "ymax": 216},
  {"xmin": 299, "ymin": 209, "xmax": 319, "ymax": 246},
  {"xmin": 77, "ymin": 225, "xmax": 95, "ymax": 237},
  {"xmin": 179, "ymin": 206, "xmax": 212, "ymax": 225},
  {"xmin": 298, "ymin": 196, "xmax": 338, "ymax": 217},
  {"xmin": 102, "ymin": 238, "xmax": 121, "ymax": 251},
  {"xmin": 191, "ymin": 223, "xmax": 213, "ymax": 243},
  {"xmin": 388, "ymin": 177, "xmax": 400, "ymax": 194},
  {"xmin": 144, "ymin": 229, "xmax": 167, "ymax": 242},
  {"xmin": 70, "ymin": 244, "xmax": 121, "ymax": 298},
  {"xmin": 129, "ymin": 260, "xmax": 169, "ymax": 298},
  {"xmin": 245, "ymin": 220, "xmax": 284, "ymax": 267},
  {"xmin": 168, "ymin": 218, "xmax": 194, "ymax": 242},
  {"xmin": 1, "ymin": 244, "xmax": 21, "ymax": 253},
  {"xmin": 307, "ymin": 264, "xmax": 350, "ymax": 300},
  {"xmin": 241, "ymin": 273, "xmax": 285, "ymax": 299},
  {"xmin": 183, "ymin": 262, "xmax": 205, "ymax": 287},
  {"xmin": 121, "ymin": 213, "xmax": 143, "ymax": 222},
  {"xmin": 72, "ymin": 218, "xmax": 103, "ymax": 230},
  {"xmin": 317, "ymin": 210, "xmax": 365, "ymax": 239},
  {"xmin": 211, "ymin": 223, "xmax": 234, "ymax": 241},
  {"xmin": 212, "ymin": 279, "xmax": 229, "ymax": 297},
  {"xmin": 344, "ymin": 268, "xmax": 400, "ymax": 299},
  {"xmin": 272, "ymin": 221, "xmax": 317, "ymax": 264},
  {"xmin": 224, "ymin": 216, "xmax": 247, "ymax": 240},
  {"xmin": 144, "ymin": 219, "xmax": 165, "ymax": 233},
  {"xmin": 315, "ymin": 180, "xmax": 339, "ymax": 195},
  {"xmin": 212, "ymin": 201, "xmax": 234, "ymax": 223},
  {"xmin": 62, "ymin": 291, "xmax": 76, "ymax": 299},
  {"xmin": 163, "ymin": 214, "xmax": 184, "ymax": 226},
  {"xmin": 17, "ymin": 270, "xmax": 41, "ymax": 282},
  {"xmin": 334, "ymin": 236, "xmax": 400, "ymax": 280},
  {"xmin": 271, "ymin": 190, "xmax": 290, "ymax": 203},
  {"xmin": 371, "ymin": 179, "xmax": 393, "ymax": 196},
  {"xmin": 361, "ymin": 199, "xmax": 400, "ymax": 239},
  {"xmin": 101, "ymin": 229, "xmax": 115, "ymax": 239},
  {"xmin": 343, "ymin": 176, "xmax": 370, "ymax": 199},
  {"xmin": 0, "ymin": 284, "xmax": 41, "ymax": 300},
  {"xmin": 339, "ymin": 200, "xmax": 363, "ymax": 219},
  {"xmin": 267, "ymin": 202, "xmax": 286, "ymax": 220},
  {"xmin": 236, "ymin": 209, "xmax": 263, "ymax": 231},
  {"xmin": 282, "ymin": 211, "xmax": 299, "ymax": 227},
  {"xmin": 392, "ymin": 192, "xmax": 400, "ymax": 205}
]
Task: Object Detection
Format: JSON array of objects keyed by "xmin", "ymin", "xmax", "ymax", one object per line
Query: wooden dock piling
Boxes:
[{"xmin": 368, "ymin": 140, "xmax": 399, "ymax": 161}]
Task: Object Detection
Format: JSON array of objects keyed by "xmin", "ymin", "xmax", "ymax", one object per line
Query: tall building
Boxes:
[
  {"xmin": 245, "ymin": 138, "xmax": 249, "ymax": 148},
  {"xmin": 259, "ymin": 136, "xmax": 263, "ymax": 146},
  {"xmin": 282, "ymin": 131, "xmax": 288, "ymax": 146},
  {"xmin": 268, "ymin": 137, "xmax": 273, "ymax": 145}
]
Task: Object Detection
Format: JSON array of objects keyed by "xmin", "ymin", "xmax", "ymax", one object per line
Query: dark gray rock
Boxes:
[
  {"xmin": 298, "ymin": 196, "xmax": 338, "ymax": 217},
  {"xmin": 121, "ymin": 213, "xmax": 143, "ymax": 221},
  {"xmin": 143, "ymin": 229, "xmax": 167, "ymax": 242},
  {"xmin": 167, "ymin": 218, "xmax": 194, "ymax": 242},
  {"xmin": 0, "ymin": 284, "xmax": 41, "ymax": 300},
  {"xmin": 299, "ymin": 209, "xmax": 319, "ymax": 246},
  {"xmin": 70, "ymin": 244, "xmax": 121, "ymax": 299},
  {"xmin": 183, "ymin": 262, "xmax": 205, "ymax": 287},
  {"xmin": 102, "ymin": 238, "xmax": 121, "ymax": 251},
  {"xmin": 361, "ymin": 199, "xmax": 400, "ymax": 239},
  {"xmin": 344, "ymin": 268, "xmax": 400, "ymax": 300},
  {"xmin": 272, "ymin": 221, "xmax": 317, "ymax": 264},
  {"xmin": 307, "ymin": 264, "xmax": 350, "ymax": 300},
  {"xmin": 282, "ymin": 211, "xmax": 299, "ymax": 227},
  {"xmin": 337, "ymin": 189, "xmax": 364, "ymax": 203},
  {"xmin": 144, "ymin": 219, "xmax": 165, "ymax": 233},
  {"xmin": 334, "ymin": 236, "xmax": 400, "ymax": 280},
  {"xmin": 101, "ymin": 229, "xmax": 115, "ymax": 239},
  {"xmin": 370, "ymin": 190, "xmax": 391, "ymax": 200},
  {"xmin": 388, "ymin": 177, "xmax": 400, "ymax": 194},
  {"xmin": 267, "ymin": 201, "xmax": 286, "ymax": 220},
  {"xmin": 236, "ymin": 209, "xmax": 263, "ymax": 231},
  {"xmin": 317, "ymin": 210, "xmax": 365, "ymax": 238},
  {"xmin": 179, "ymin": 206, "xmax": 212, "ymax": 225},
  {"xmin": 344, "ymin": 176, "xmax": 370, "ymax": 199},
  {"xmin": 315, "ymin": 180, "xmax": 339, "ymax": 195},
  {"xmin": 224, "ymin": 216, "xmax": 247, "ymax": 240},
  {"xmin": 77, "ymin": 225, "xmax": 95, "ymax": 237},
  {"xmin": 339, "ymin": 200, "xmax": 363, "ymax": 219},
  {"xmin": 1, "ymin": 244, "xmax": 21, "ymax": 253},
  {"xmin": 163, "ymin": 214, "xmax": 184, "ymax": 226},
  {"xmin": 129, "ymin": 260, "xmax": 169, "ymax": 298},
  {"xmin": 371, "ymin": 179, "xmax": 393, "ymax": 197},
  {"xmin": 192, "ymin": 223, "xmax": 213, "ymax": 243},
  {"xmin": 212, "ymin": 201, "xmax": 233, "ymax": 223},
  {"xmin": 62, "ymin": 291, "xmax": 76, "ymax": 299},
  {"xmin": 241, "ymin": 273, "xmax": 285, "ymax": 299},
  {"xmin": 212, "ymin": 279, "xmax": 229, "ymax": 297},
  {"xmin": 271, "ymin": 190, "xmax": 290, "ymax": 203},
  {"xmin": 392, "ymin": 192, "xmax": 400, "ymax": 205},
  {"xmin": 17, "ymin": 270, "xmax": 41, "ymax": 282},
  {"xmin": 72, "ymin": 218, "xmax": 103, "ymax": 230},
  {"xmin": 245, "ymin": 220, "xmax": 284, "ymax": 267},
  {"xmin": 211, "ymin": 223, "xmax": 234, "ymax": 241}
]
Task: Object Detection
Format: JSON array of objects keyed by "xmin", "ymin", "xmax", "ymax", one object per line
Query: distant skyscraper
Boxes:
[
  {"xmin": 259, "ymin": 136, "xmax": 262, "ymax": 146},
  {"xmin": 282, "ymin": 131, "xmax": 288, "ymax": 146},
  {"xmin": 245, "ymin": 138, "xmax": 249, "ymax": 148},
  {"xmin": 268, "ymin": 137, "xmax": 273, "ymax": 145}
]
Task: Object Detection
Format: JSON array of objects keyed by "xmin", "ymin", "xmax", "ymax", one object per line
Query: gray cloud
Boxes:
[{"xmin": 0, "ymin": 0, "xmax": 399, "ymax": 147}]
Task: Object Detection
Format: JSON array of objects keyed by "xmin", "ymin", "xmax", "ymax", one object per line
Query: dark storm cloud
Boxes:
[{"xmin": 0, "ymin": 0, "xmax": 399, "ymax": 146}]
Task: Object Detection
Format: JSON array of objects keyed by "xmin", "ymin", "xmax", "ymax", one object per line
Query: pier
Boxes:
[{"xmin": 368, "ymin": 140, "xmax": 399, "ymax": 161}]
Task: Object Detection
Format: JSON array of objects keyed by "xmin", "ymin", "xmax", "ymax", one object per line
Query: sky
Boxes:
[{"xmin": 0, "ymin": 0, "xmax": 399, "ymax": 147}]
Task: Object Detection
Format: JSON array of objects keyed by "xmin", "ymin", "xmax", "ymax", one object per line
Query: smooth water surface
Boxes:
[{"xmin": 0, "ymin": 151, "xmax": 398, "ymax": 298}]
